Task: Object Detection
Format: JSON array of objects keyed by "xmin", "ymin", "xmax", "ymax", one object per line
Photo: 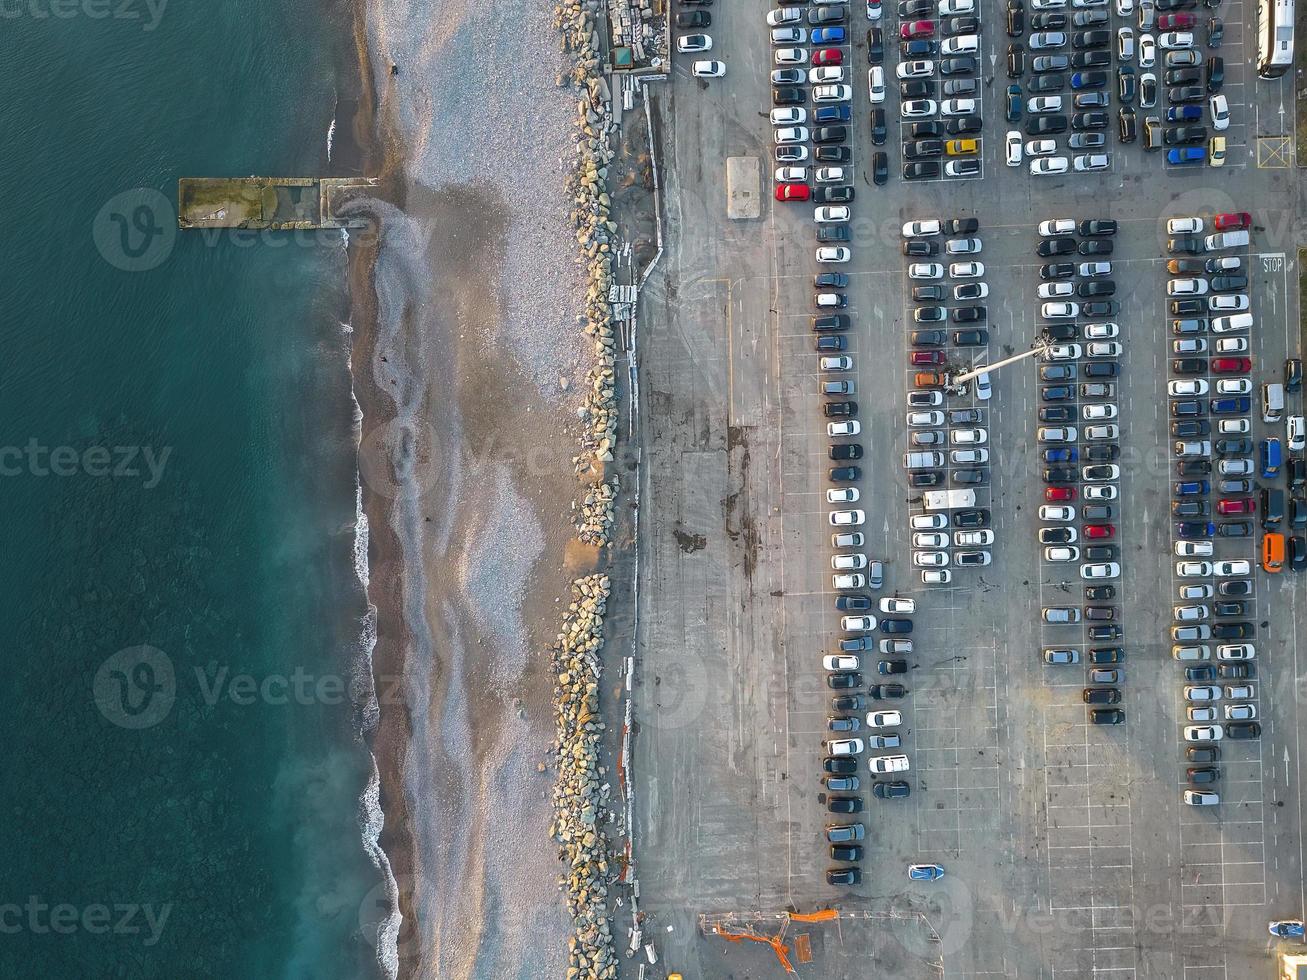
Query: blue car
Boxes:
[
  {"xmin": 1043, "ymin": 448, "xmax": 1078, "ymax": 463},
  {"xmin": 908, "ymin": 864, "xmax": 945, "ymax": 881},
  {"xmin": 1270, "ymin": 920, "xmax": 1305, "ymax": 939},
  {"xmin": 1006, "ymin": 84, "xmax": 1022, "ymax": 123},
  {"xmin": 1174, "ymin": 480, "xmax": 1210, "ymax": 496},
  {"xmin": 1261, "ymin": 438, "xmax": 1282, "ymax": 478},
  {"xmin": 1167, "ymin": 104, "xmax": 1203, "ymax": 122},
  {"xmin": 1175, "ymin": 521, "xmax": 1216, "ymax": 538},
  {"xmin": 1070, "ymin": 72, "xmax": 1101, "ymax": 89},
  {"xmin": 815, "ymin": 104, "xmax": 852, "ymax": 123},
  {"xmin": 1168, "ymin": 146, "xmax": 1206, "ymax": 165},
  {"xmin": 812, "ymin": 26, "xmax": 846, "ymax": 43},
  {"xmin": 1211, "ymin": 396, "xmax": 1250, "ymax": 414}
]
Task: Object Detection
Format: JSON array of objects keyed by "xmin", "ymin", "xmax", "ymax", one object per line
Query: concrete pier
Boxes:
[{"xmin": 177, "ymin": 177, "xmax": 377, "ymax": 230}]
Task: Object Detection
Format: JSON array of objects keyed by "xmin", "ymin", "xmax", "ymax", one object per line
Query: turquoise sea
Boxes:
[{"xmin": 0, "ymin": 2, "xmax": 388, "ymax": 977}]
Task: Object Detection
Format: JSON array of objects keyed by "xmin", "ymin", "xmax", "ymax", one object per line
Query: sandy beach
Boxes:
[{"xmin": 351, "ymin": 0, "xmax": 600, "ymax": 975}]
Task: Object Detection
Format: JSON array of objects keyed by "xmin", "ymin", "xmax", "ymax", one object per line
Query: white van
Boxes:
[
  {"xmin": 1262, "ymin": 382, "xmax": 1285, "ymax": 423},
  {"xmin": 903, "ymin": 451, "xmax": 945, "ymax": 469},
  {"xmin": 923, "ymin": 488, "xmax": 977, "ymax": 510},
  {"xmin": 1204, "ymin": 229, "xmax": 1249, "ymax": 251},
  {"xmin": 868, "ymin": 754, "xmax": 911, "ymax": 773},
  {"xmin": 1211, "ymin": 312, "xmax": 1253, "ymax": 333}
]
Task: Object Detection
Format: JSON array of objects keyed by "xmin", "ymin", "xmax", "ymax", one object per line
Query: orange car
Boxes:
[
  {"xmin": 1263, "ymin": 532, "xmax": 1285, "ymax": 573},
  {"xmin": 914, "ymin": 371, "xmax": 947, "ymax": 388}
]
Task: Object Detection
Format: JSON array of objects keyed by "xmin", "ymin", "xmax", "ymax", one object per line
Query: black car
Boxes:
[
  {"xmin": 912, "ymin": 285, "xmax": 945, "ymax": 302},
  {"xmin": 1084, "ymin": 445, "xmax": 1120, "ymax": 462},
  {"xmin": 872, "ymin": 152, "xmax": 889, "ymax": 185},
  {"xmin": 1186, "ymin": 665, "xmax": 1217, "ymax": 682},
  {"xmin": 1007, "ymin": 43, "xmax": 1026, "ymax": 77},
  {"xmin": 1119, "ymin": 108, "xmax": 1137, "ymax": 143},
  {"xmin": 815, "ymin": 272, "xmax": 849, "ymax": 289},
  {"xmin": 816, "ymin": 145, "xmax": 852, "ymax": 163},
  {"xmin": 945, "ymin": 15, "xmax": 980, "ymax": 34},
  {"xmin": 946, "ymin": 115, "xmax": 983, "ymax": 135},
  {"xmin": 905, "ymin": 139, "xmax": 945, "ymax": 159},
  {"xmin": 829, "ymin": 466, "xmax": 861, "ymax": 482},
  {"xmin": 675, "ymin": 10, "xmax": 710, "ymax": 27},
  {"xmin": 953, "ymin": 508, "xmax": 990, "ymax": 527},
  {"xmin": 1206, "ymin": 56, "xmax": 1224, "ymax": 92},
  {"xmin": 1037, "ymin": 238, "xmax": 1077, "ymax": 257},
  {"xmin": 940, "ymin": 55, "xmax": 978, "ymax": 75},
  {"xmin": 1219, "ymin": 663, "xmax": 1254, "ymax": 680},
  {"xmin": 830, "ymin": 843, "xmax": 863, "ymax": 862},
  {"xmin": 1211, "ymin": 274, "xmax": 1248, "ymax": 292},
  {"xmin": 1044, "ymin": 466, "xmax": 1077, "ymax": 483},
  {"xmin": 1090, "ymin": 709, "xmax": 1125, "ymax": 725},
  {"xmin": 1031, "ymin": 12, "xmax": 1067, "ymax": 28},
  {"xmin": 1165, "ymin": 67, "xmax": 1202, "ymax": 86},
  {"xmin": 813, "ymin": 313, "xmax": 850, "ymax": 332},
  {"xmin": 1041, "ymin": 262, "xmax": 1076, "ymax": 279},
  {"xmin": 827, "ymin": 671, "xmax": 863, "ymax": 690},
  {"xmin": 1169, "ymin": 86, "xmax": 1205, "ymax": 103},
  {"xmin": 1078, "ymin": 280, "xmax": 1116, "ymax": 298},
  {"xmin": 1187, "ymin": 745, "xmax": 1220, "ymax": 763},
  {"xmin": 878, "ymin": 659, "xmax": 908, "ymax": 675},
  {"xmin": 814, "ymin": 126, "xmax": 848, "ymax": 144},
  {"xmin": 1044, "ymin": 323, "xmax": 1079, "ymax": 340},
  {"xmin": 871, "ymin": 107, "xmax": 887, "ymax": 145},
  {"xmin": 1041, "ymin": 363, "xmax": 1076, "ymax": 381},
  {"xmin": 881, "ymin": 619, "xmax": 913, "ymax": 634},
  {"xmin": 1029, "ymin": 72, "xmax": 1066, "ymax": 92},
  {"xmin": 1214, "ymin": 600, "xmax": 1248, "ymax": 617},
  {"xmin": 1007, "ymin": 2, "xmax": 1024, "ymax": 35},
  {"xmin": 952, "ymin": 306, "xmax": 986, "ymax": 323},
  {"xmin": 827, "ymin": 868, "xmax": 861, "ymax": 886},
  {"xmin": 1083, "ymin": 301, "xmax": 1118, "ymax": 317},
  {"xmin": 1089, "ymin": 645, "xmax": 1123, "ymax": 662},
  {"xmin": 872, "ymin": 780, "xmax": 911, "ymax": 799},
  {"xmin": 953, "ymin": 469, "xmax": 986, "ymax": 485},
  {"xmin": 773, "ymin": 87, "xmax": 806, "ymax": 106},
  {"xmin": 901, "ymin": 39, "xmax": 938, "ymax": 57},
  {"xmin": 1172, "ymin": 420, "xmax": 1210, "ymax": 436},
  {"xmin": 1088, "ymin": 624, "xmax": 1122, "ymax": 641},
  {"xmin": 1212, "ymin": 622, "xmax": 1254, "ymax": 639},
  {"xmin": 868, "ymin": 27, "xmax": 885, "ymax": 63},
  {"xmin": 1118, "ymin": 68, "xmax": 1136, "ymax": 104},
  {"xmin": 1226, "ymin": 721, "xmax": 1262, "ymax": 740},
  {"xmin": 1040, "ymin": 406, "xmax": 1075, "ymax": 423},
  {"xmin": 1188, "ymin": 767, "xmax": 1220, "ymax": 785},
  {"xmin": 1042, "ymin": 385, "xmax": 1074, "ymax": 401},
  {"xmin": 1074, "ymin": 91, "xmax": 1110, "ymax": 109},
  {"xmin": 828, "ymin": 796, "xmax": 864, "ymax": 813},
  {"xmin": 835, "ymin": 596, "xmax": 871, "ymax": 612},
  {"xmin": 1165, "ymin": 125, "xmax": 1207, "ymax": 145},
  {"xmin": 953, "ymin": 329, "xmax": 988, "ymax": 345},
  {"xmin": 1173, "ymin": 501, "xmax": 1209, "ymax": 518},
  {"xmin": 1218, "ymin": 521, "xmax": 1253, "ymax": 538},
  {"xmin": 904, "ymin": 161, "xmax": 941, "ymax": 179},
  {"xmin": 900, "ymin": 0, "xmax": 934, "ymax": 16},
  {"xmin": 1207, "ymin": 16, "xmax": 1223, "ymax": 45},
  {"xmin": 1292, "ymin": 495, "xmax": 1307, "ymax": 524},
  {"xmin": 869, "ymin": 683, "xmax": 908, "ymax": 699},
  {"xmin": 829, "ymin": 443, "xmax": 862, "ymax": 460},
  {"xmin": 824, "ymin": 401, "xmax": 857, "ymax": 418},
  {"xmin": 1084, "ymin": 687, "xmax": 1121, "ymax": 705},
  {"xmin": 817, "ymin": 226, "xmax": 851, "ymax": 244},
  {"xmin": 1291, "ymin": 535, "xmax": 1307, "ymax": 569},
  {"xmin": 1072, "ymin": 110, "xmax": 1109, "ymax": 130},
  {"xmin": 1176, "ymin": 460, "xmax": 1211, "ymax": 476},
  {"xmin": 1287, "ymin": 357, "xmax": 1303, "ymax": 391},
  {"xmin": 910, "ymin": 120, "xmax": 945, "ymax": 139},
  {"xmin": 1083, "ymin": 362, "xmax": 1118, "ymax": 378},
  {"xmin": 1027, "ymin": 114, "xmax": 1069, "ymax": 135},
  {"xmin": 1169, "ymin": 234, "xmax": 1204, "ymax": 254},
  {"xmin": 1071, "ymin": 49, "xmax": 1111, "ymax": 68},
  {"xmin": 1215, "ymin": 438, "xmax": 1251, "ymax": 454},
  {"xmin": 815, "ymin": 185, "xmax": 855, "ymax": 204},
  {"xmin": 901, "ymin": 79, "xmax": 936, "ymax": 100}
]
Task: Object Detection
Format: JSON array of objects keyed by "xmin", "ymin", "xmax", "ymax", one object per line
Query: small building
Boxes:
[{"xmin": 1281, "ymin": 950, "xmax": 1307, "ymax": 979}]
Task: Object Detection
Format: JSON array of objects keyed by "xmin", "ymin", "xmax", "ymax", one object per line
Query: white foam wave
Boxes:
[{"xmin": 327, "ymin": 116, "xmax": 337, "ymax": 163}]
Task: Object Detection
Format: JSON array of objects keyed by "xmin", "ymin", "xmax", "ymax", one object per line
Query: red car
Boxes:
[
  {"xmin": 775, "ymin": 182, "xmax": 811, "ymax": 202},
  {"xmin": 1046, "ymin": 486, "xmax": 1076, "ymax": 502},
  {"xmin": 1212, "ymin": 357, "xmax": 1252, "ymax": 373},
  {"xmin": 812, "ymin": 47, "xmax": 844, "ymax": 65},
  {"xmin": 1218, "ymin": 497, "xmax": 1255, "ymax": 515},
  {"xmin": 1214, "ymin": 211, "xmax": 1252, "ymax": 230},
  {"xmin": 1158, "ymin": 12, "xmax": 1196, "ymax": 28},
  {"xmin": 1084, "ymin": 524, "xmax": 1115, "ymax": 539},
  {"xmin": 910, "ymin": 350, "xmax": 946, "ymax": 365},
  {"xmin": 900, "ymin": 19, "xmax": 936, "ymax": 38}
]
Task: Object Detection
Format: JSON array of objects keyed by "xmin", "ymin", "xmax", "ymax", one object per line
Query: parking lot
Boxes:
[{"xmin": 630, "ymin": 0, "xmax": 1307, "ymax": 975}]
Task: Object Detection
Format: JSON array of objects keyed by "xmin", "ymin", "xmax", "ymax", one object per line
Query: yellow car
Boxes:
[
  {"xmin": 1209, "ymin": 135, "xmax": 1226, "ymax": 167},
  {"xmin": 945, "ymin": 138, "xmax": 978, "ymax": 156}
]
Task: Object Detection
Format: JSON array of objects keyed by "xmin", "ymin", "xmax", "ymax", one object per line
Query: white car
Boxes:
[
  {"xmin": 1167, "ymin": 216, "xmax": 1204, "ymax": 234},
  {"xmin": 866, "ymin": 710, "xmax": 902, "ymax": 728},
  {"xmin": 1216, "ymin": 378, "xmax": 1251, "ymax": 395},
  {"xmin": 1158, "ymin": 30, "xmax": 1194, "ymax": 48},
  {"xmin": 1039, "ymin": 282, "xmax": 1075, "ymax": 300},
  {"xmin": 946, "ymin": 237, "xmax": 982, "ymax": 255},
  {"xmin": 1225, "ymin": 703, "xmax": 1257, "ymax": 721},
  {"xmin": 824, "ymin": 654, "xmax": 860, "ymax": 671},
  {"xmin": 1217, "ymin": 644, "xmax": 1255, "ymax": 661},
  {"xmin": 817, "ymin": 246, "xmax": 851, "ymax": 263},
  {"xmin": 828, "ymin": 487, "xmax": 860, "ymax": 504},
  {"xmin": 1040, "ymin": 505, "xmax": 1076, "ymax": 521},
  {"xmin": 912, "ymin": 513, "xmax": 948, "ymax": 530},
  {"xmin": 1185, "ymin": 685, "xmax": 1220, "ymax": 702},
  {"xmin": 954, "ymin": 282, "xmax": 988, "ymax": 299},
  {"xmin": 1083, "ymin": 403, "xmax": 1117, "ymax": 420},
  {"xmin": 897, "ymin": 60, "xmax": 936, "ymax": 79},
  {"xmin": 950, "ymin": 261, "xmax": 984, "ymax": 278},
  {"xmin": 955, "ymin": 529, "xmax": 994, "ymax": 546},
  {"xmin": 1116, "ymin": 0, "xmax": 1134, "ymax": 15},
  {"xmin": 1028, "ymin": 96, "xmax": 1064, "ymax": 113},
  {"xmin": 1218, "ymin": 417, "xmax": 1250, "ymax": 434},
  {"xmin": 951, "ymin": 427, "xmax": 987, "ymax": 445},
  {"xmin": 1087, "ymin": 341, "xmax": 1121, "ymax": 358},
  {"xmin": 1184, "ymin": 790, "xmax": 1220, "ymax": 806},
  {"xmin": 833, "ymin": 573, "xmax": 866, "ymax": 589},
  {"xmin": 1168, "ymin": 277, "xmax": 1208, "ymax": 296},
  {"xmin": 832, "ymin": 531, "xmax": 864, "ymax": 548},
  {"xmin": 1085, "ymin": 322, "xmax": 1118, "ymax": 338},
  {"xmin": 868, "ymin": 66, "xmax": 886, "ymax": 103},
  {"xmin": 822, "ymin": 356, "xmax": 853, "ymax": 372},
  {"xmin": 1084, "ymin": 484, "xmax": 1117, "ymax": 500},
  {"xmin": 867, "ymin": 0, "xmax": 883, "ymax": 19},
  {"xmin": 827, "ymin": 737, "xmax": 864, "ymax": 756},
  {"xmin": 938, "ymin": 0, "xmax": 975, "ymax": 12},
  {"xmin": 1138, "ymin": 32, "xmax": 1155, "ymax": 66},
  {"xmin": 1006, "ymin": 131, "xmax": 1023, "ymax": 167},
  {"xmin": 1038, "ymin": 426, "xmax": 1077, "ymax": 443},
  {"xmin": 1042, "ymin": 301, "xmax": 1080, "ymax": 319},
  {"xmin": 1138, "ymin": 0, "xmax": 1154, "ymax": 27},
  {"xmin": 903, "ymin": 219, "xmax": 941, "ymax": 238},
  {"xmin": 1180, "ymin": 584, "xmax": 1214, "ymax": 599},
  {"xmin": 1045, "ymin": 546, "xmax": 1080, "ymax": 562},
  {"xmin": 868, "ymin": 754, "xmax": 910, "ymax": 774},
  {"xmin": 1175, "ymin": 604, "xmax": 1209, "ymax": 621},
  {"xmin": 1175, "ymin": 560, "xmax": 1212, "ymax": 577},
  {"xmin": 767, "ymin": 7, "xmax": 802, "ymax": 25},
  {"xmin": 1288, "ymin": 416, "xmax": 1306, "ymax": 451},
  {"xmin": 913, "ymin": 551, "xmax": 949, "ymax": 567},
  {"xmin": 941, "ymin": 33, "xmax": 980, "ymax": 55},
  {"xmin": 813, "ymin": 84, "xmax": 853, "ymax": 102},
  {"xmin": 921, "ymin": 569, "xmax": 952, "ymax": 584},
  {"xmin": 1074, "ymin": 154, "xmax": 1110, "ymax": 172},
  {"xmin": 951, "ymin": 448, "xmax": 989, "ymax": 464},
  {"xmin": 1031, "ymin": 156, "xmax": 1069, "ymax": 176},
  {"xmin": 1175, "ymin": 540, "xmax": 1213, "ymax": 557},
  {"xmin": 770, "ymin": 107, "xmax": 806, "ymax": 126},
  {"xmin": 1117, "ymin": 26, "xmax": 1135, "ymax": 60},
  {"xmin": 1209, "ymin": 294, "xmax": 1250, "ymax": 312},
  {"xmin": 1184, "ymin": 725, "xmax": 1223, "ymax": 742},
  {"xmin": 1039, "ymin": 218, "xmax": 1076, "ymax": 237},
  {"xmin": 833, "ymin": 554, "xmax": 867, "ymax": 572},
  {"xmin": 771, "ymin": 26, "xmax": 808, "ymax": 45},
  {"xmin": 774, "ymin": 46, "xmax": 807, "ymax": 64},
  {"xmin": 880, "ymin": 597, "xmax": 916, "ymax": 614},
  {"xmin": 830, "ymin": 509, "xmax": 866, "ymax": 526},
  {"xmin": 913, "ymin": 532, "xmax": 949, "ymax": 549},
  {"xmin": 1048, "ymin": 342, "xmax": 1081, "ymax": 359},
  {"xmin": 775, "ymin": 126, "xmax": 810, "ymax": 144},
  {"xmin": 815, "ymin": 166, "xmax": 846, "ymax": 183},
  {"xmin": 1210, "ymin": 94, "xmax": 1230, "ymax": 131},
  {"xmin": 1226, "ymin": 684, "xmax": 1255, "ymax": 700},
  {"xmin": 677, "ymin": 33, "xmax": 712, "ymax": 53},
  {"xmin": 940, "ymin": 98, "xmax": 976, "ymax": 116},
  {"xmin": 1214, "ymin": 559, "xmax": 1250, "ymax": 576},
  {"xmin": 815, "ymin": 205, "xmax": 851, "ymax": 223},
  {"xmin": 775, "ymin": 165, "xmax": 808, "ymax": 182},
  {"xmin": 1026, "ymin": 139, "xmax": 1058, "ymax": 156},
  {"xmin": 901, "ymin": 99, "xmax": 939, "ymax": 118},
  {"xmin": 907, "ymin": 410, "xmax": 945, "ymax": 426},
  {"xmin": 1081, "ymin": 562, "xmax": 1120, "ymax": 579},
  {"xmin": 1085, "ymin": 424, "xmax": 1119, "ymax": 440},
  {"xmin": 692, "ymin": 60, "xmax": 726, "ymax": 77},
  {"xmin": 842, "ymin": 615, "xmax": 878, "ymax": 632},
  {"xmin": 1080, "ymin": 262, "xmax": 1111, "ymax": 279},
  {"xmin": 909, "ymin": 262, "xmax": 945, "ymax": 280},
  {"xmin": 809, "ymin": 66, "xmax": 846, "ymax": 84}
]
